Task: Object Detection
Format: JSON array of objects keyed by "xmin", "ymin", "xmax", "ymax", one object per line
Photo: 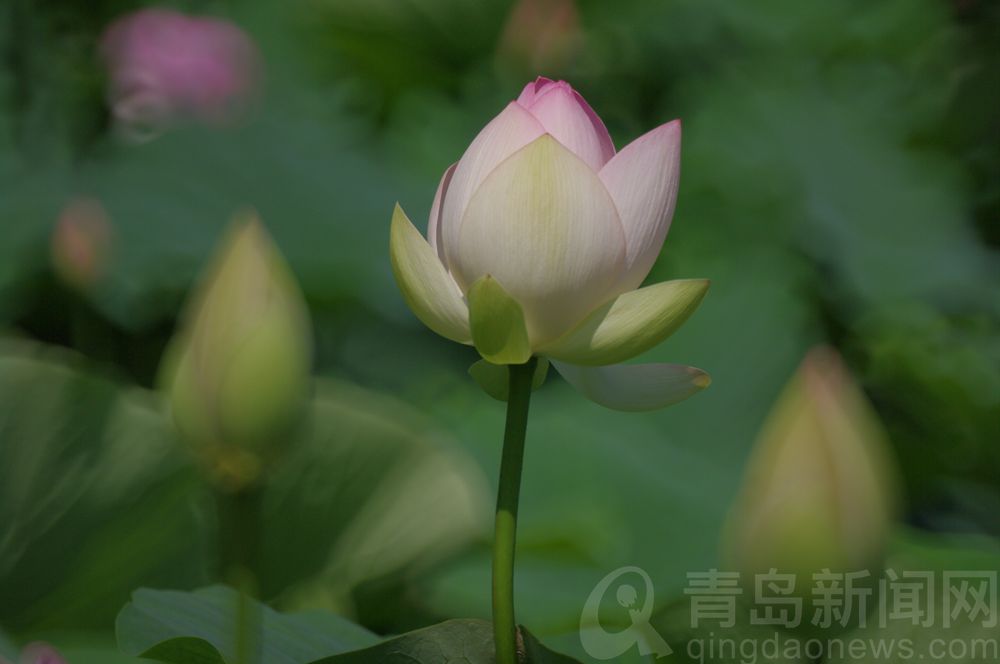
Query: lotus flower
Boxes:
[
  {"xmin": 100, "ymin": 8, "xmax": 260, "ymax": 138},
  {"xmin": 390, "ymin": 77, "xmax": 710, "ymax": 410}
]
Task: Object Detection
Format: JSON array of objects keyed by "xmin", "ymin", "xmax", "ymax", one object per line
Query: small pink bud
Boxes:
[
  {"xmin": 499, "ymin": 0, "xmax": 583, "ymax": 73},
  {"xmin": 19, "ymin": 643, "xmax": 66, "ymax": 664},
  {"xmin": 51, "ymin": 197, "xmax": 113, "ymax": 290}
]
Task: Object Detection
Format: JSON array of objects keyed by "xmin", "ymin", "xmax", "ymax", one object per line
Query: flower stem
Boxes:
[
  {"xmin": 217, "ymin": 483, "xmax": 262, "ymax": 581},
  {"xmin": 216, "ymin": 484, "xmax": 263, "ymax": 664},
  {"xmin": 493, "ymin": 357, "xmax": 537, "ymax": 664}
]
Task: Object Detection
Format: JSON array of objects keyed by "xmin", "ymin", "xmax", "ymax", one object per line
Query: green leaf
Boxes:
[
  {"xmin": 116, "ymin": 586, "xmax": 378, "ymax": 664},
  {"xmin": 0, "ymin": 339, "xmax": 489, "ymax": 635},
  {"xmin": 309, "ymin": 619, "xmax": 580, "ymax": 663},
  {"xmin": 468, "ymin": 275, "xmax": 532, "ymax": 364},
  {"xmin": 258, "ymin": 379, "xmax": 491, "ymax": 611},
  {"xmin": 468, "ymin": 358, "xmax": 549, "ymax": 402},
  {"xmin": 0, "ymin": 339, "xmax": 207, "ymax": 633}
]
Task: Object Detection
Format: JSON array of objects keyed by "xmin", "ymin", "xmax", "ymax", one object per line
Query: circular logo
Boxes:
[{"xmin": 580, "ymin": 566, "xmax": 673, "ymax": 659}]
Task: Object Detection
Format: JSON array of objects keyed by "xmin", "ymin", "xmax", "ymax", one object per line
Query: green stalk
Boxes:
[
  {"xmin": 216, "ymin": 483, "xmax": 263, "ymax": 579},
  {"xmin": 216, "ymin": 484, "xmax": 263, "ymax": 664},
  {"xmin": 492, "ymin": 357, "xmax": 537, "ymax": 664}
]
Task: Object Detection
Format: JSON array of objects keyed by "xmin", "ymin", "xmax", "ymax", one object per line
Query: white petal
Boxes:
[
  {"xmin": 427, "ymin": 163, "xmax": 456, "ymax": 259},
  {"xmin": 452, "ymin": 135, "xmax": 626, "ymax": 346},
  {"xmin": 389, "ymin": 204, "xmax": 470, "ymax": 344},
  {"xmin": 553, "ymin": 361, "xmax": 710, "ymax": 411},
  {"xmin": 520, "ymin": 83, "xmax": 615, "ymax": 171},
  {"xmin": 439, "ymin": 102, "xmax": 544, "ymax": 267},
  {"xmin": 600, "ymin": 120, "xmax": 681, "ymax": 293}
]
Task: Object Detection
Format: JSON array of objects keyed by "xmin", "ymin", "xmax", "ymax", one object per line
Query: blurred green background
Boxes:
[{"xmin": 1, "ymin": 0, "xmax": 997, "ymax": 661}]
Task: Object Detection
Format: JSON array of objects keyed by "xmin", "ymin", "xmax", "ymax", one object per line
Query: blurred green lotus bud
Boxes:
[
  {"xmin": 162, "ymin": 212, "xmax": 312, "ymax": 488},
  {"xmin": 723, "ymin": 347, "xmax": 900, "ymax": 591}
]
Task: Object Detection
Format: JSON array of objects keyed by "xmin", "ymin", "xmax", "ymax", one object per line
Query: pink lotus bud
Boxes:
[
  {"xmin": 51, "ymin": 197, "xmax": 113, "ymax": 290},
  {"xmin": 398, "ymin": 77, "xmax": 682, "ymax": 343},
  {"xmin": 19, "ymin": 643, "xmax": 66, "ymax": 664},
  {"xmin": 498, "ymin": 0, "xmax": 583, "ymax": 73},
  {"xmin": 100, "ymin": 8, "xmax": 261, "ymax": 138}
]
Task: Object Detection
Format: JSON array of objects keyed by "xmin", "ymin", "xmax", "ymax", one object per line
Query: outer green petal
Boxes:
[
  {"xmin": 539, "ymin": 279, "xmax": 709, "ymax": 365},
  {"xmin": 553, "ymin": 361, "xmax": 710, "ymax": 411},
  {"xmin": 389, "ymin": 204, "xmax": 471, "ymax": 344},
  {"xmin": 467, "ymin": 275, "xmax": 532, "ymax": 365},
  {"xmin": 468, "ymin": 357, "xmax": 550, "ymax": 402}
]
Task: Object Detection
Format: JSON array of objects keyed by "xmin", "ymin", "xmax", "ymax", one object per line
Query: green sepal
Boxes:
[
  {"xmin": 469, "ymin": 357, "xmax": 550, "ymax": 402},
  {"xmin": 467, "ymin": 275, "xmax": 532, "ymax": 364}
]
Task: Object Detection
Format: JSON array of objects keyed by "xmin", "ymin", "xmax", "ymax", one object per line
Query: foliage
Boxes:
[
  {"xmin": 0, "ymin": 340, "xmax": 486, "ymax": 643},
  {"xmin": 0, "ymin": 0, "xmax": 996, "ymax": 660},
  {"xmin": 116, "ymin": 586, "xmax": 378, "ymax": 663}
]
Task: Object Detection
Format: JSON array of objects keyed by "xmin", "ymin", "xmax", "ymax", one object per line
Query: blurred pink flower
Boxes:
[
  {"xmin": 18, "ymin": 643, "xmax": 66, "ymax": 664},
  {"xmin": 499, "ymin": 0, "xmax": 582, "ymax": 72},
  {"xmin": 100, "ymin": 8, "xmax": 261, "ymax": 138},
  {"xmin": 51, "ymin": 197, "xmax": 113, "ymax": 290}
]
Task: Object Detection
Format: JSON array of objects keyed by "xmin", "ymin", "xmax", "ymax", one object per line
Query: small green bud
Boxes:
[
  {"xmin": 723, "ymin": 347, "xmax": 900, "ymax": 595},
  {"xmin": 162, "ymin": 212, "xmax": 312, "ymax": 488}
]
